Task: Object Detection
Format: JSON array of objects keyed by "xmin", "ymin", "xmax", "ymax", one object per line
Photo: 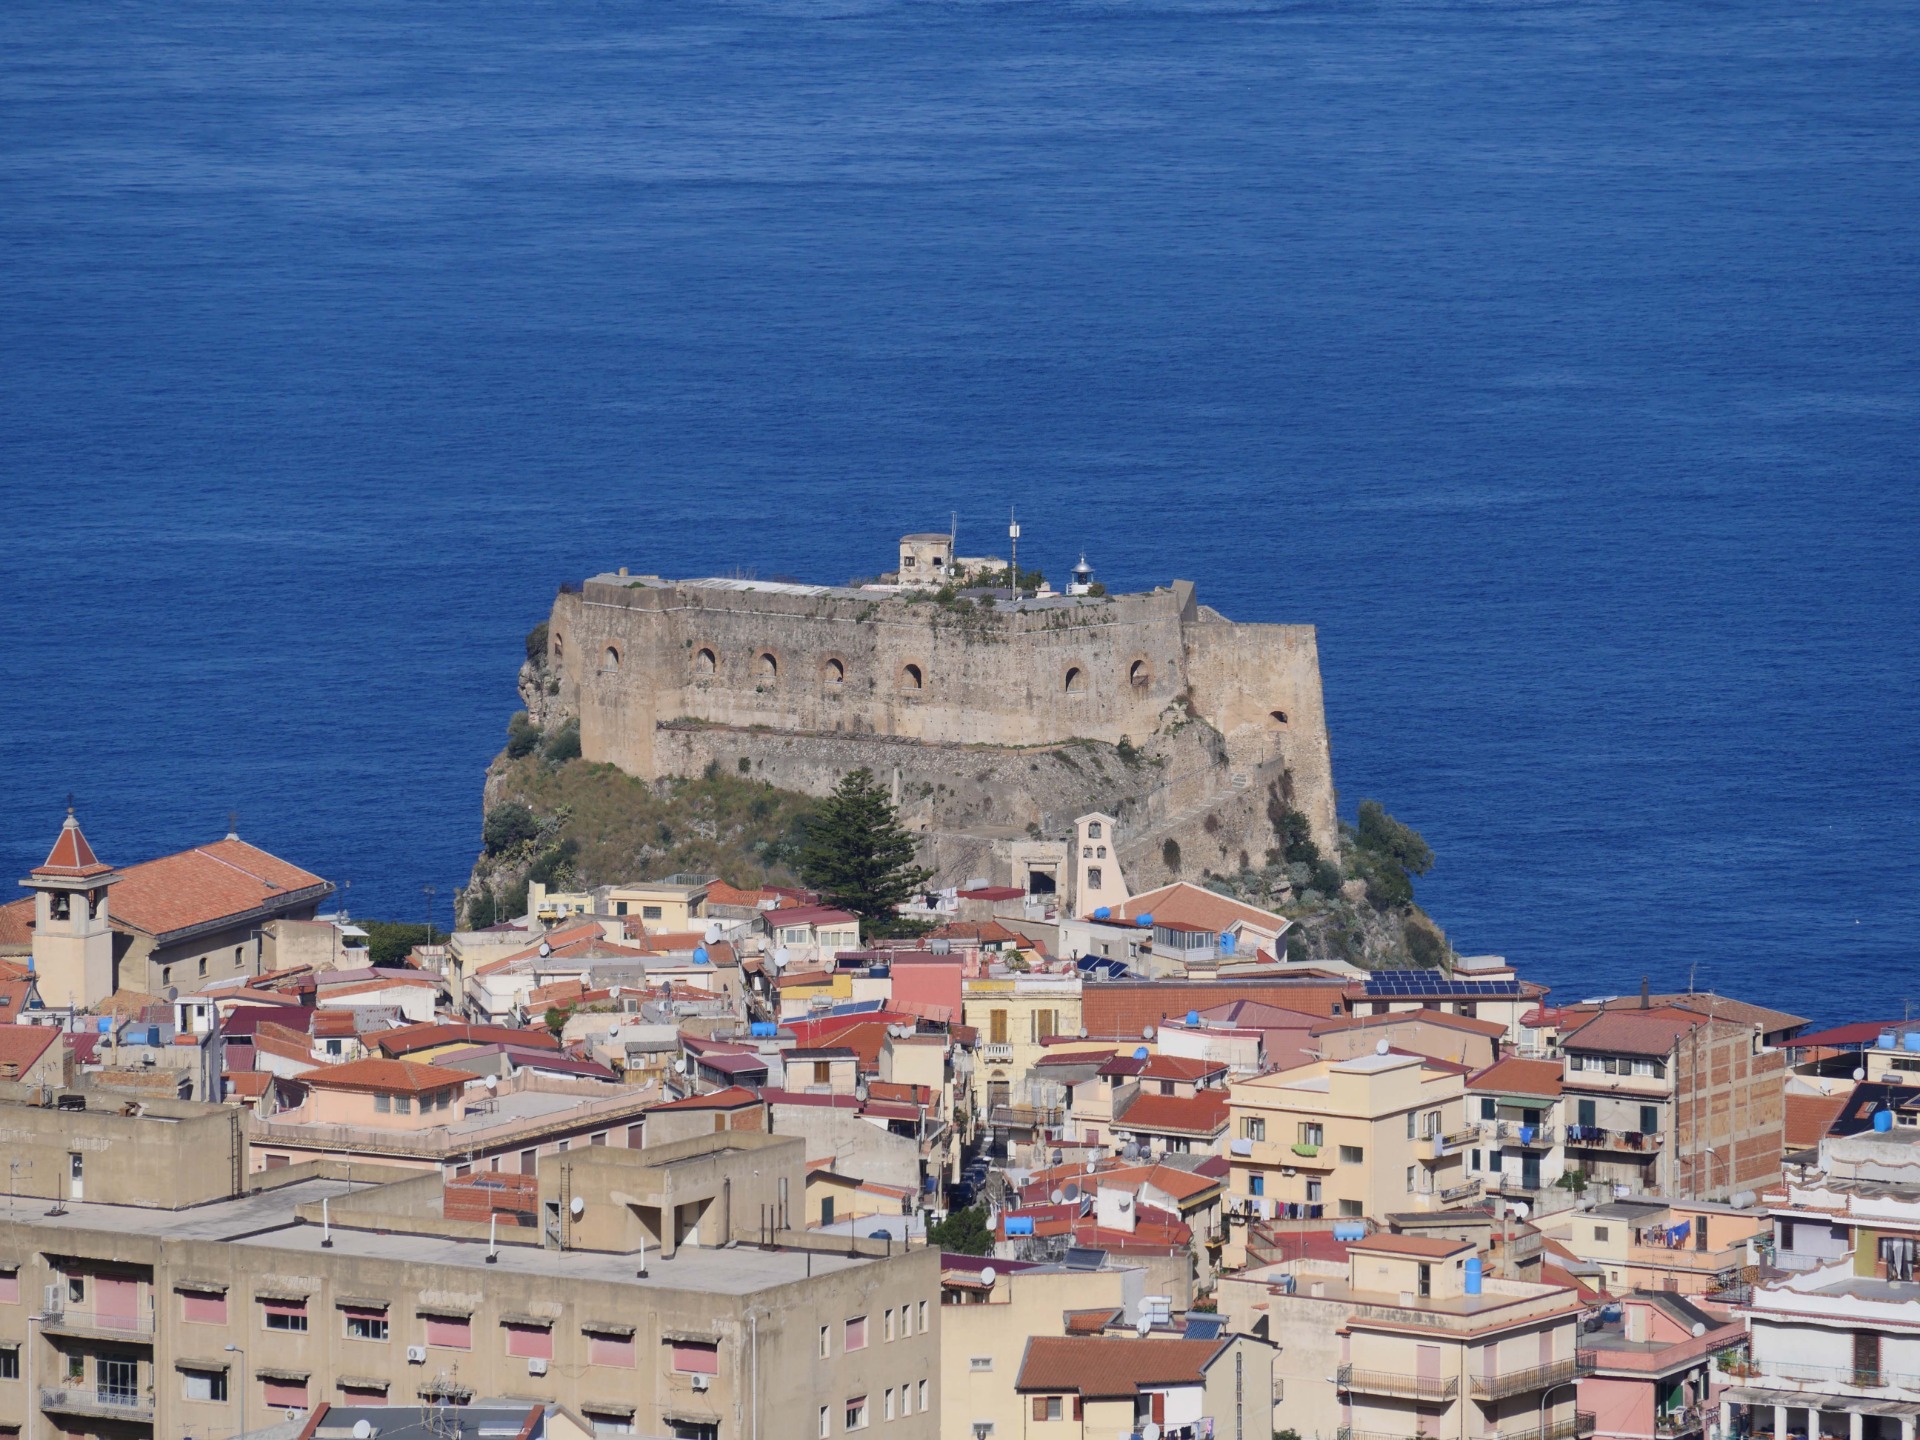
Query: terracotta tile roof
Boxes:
[
  {"xmin": 220, "ymin": 1004, "xmax": 314, "ymax": 1038},
  {"xmin": 109, "ymin": 839, "xmax": 330, "ymax": 939},
  {"xmin": 957, "ymin": 886, "xmax": 1025, "ymax": 901},
  {"xmin": 1063, "ymin": 1308, "xmax": 1124, "ymax": 1335},
  {"xmin": 224, "ymin": 1070, "xmax": 273, "ymax": 1099},
  {"xmin": 0, "ymin": 1025, "xmax": 61, "ymax": 1075},
  {"xmin": 1137, "ymin": 1053, "xmax": 1226, "ymax": 1081},
  {"xmin": 926, "ymin": 920, "xmax": 1022, "ymax": 946},
  {"xmin": 1468, "ymin": 1056, "xmax": 1564, "ymax": 1098},
  {"xmin": 34, "ymin": 815, "xmax": 114, "ymax": 878},
  {"xmin": 1350, "ymin": 1233, "xmax": 1474, "ymax": 1258},
  {"xmin": 1560, "ymin": 1007, "xmax": 1705, "ymax": 1058},
  {"xmin": 1789, "ymin": 1021, "xmax": 1904, "ymax": 1049},
  {"xmin": 0, "ymin": 975, "xmax": 37, "ymax": 1017},
  {"xmin": 1083, "ymin": 981, "xmax": 1346, "ymax": 1040},
  {"xmin": 1116, "ymin": 1089, "xmax": 1229, "ymax": 1137},
  {"xmin": 1313, "ymin": 1007, "xmax": 1507, "ymax": 1039},
  {"xmin": 706, "ymin": 881, "xmax": 783, "ymax": 909},
  {"xmin": 1785, "ymin": 1090, "xmax": 1853, "ymax": 1149},
  {"xmin": 0, "ymin": 899, "xmax": 32, "ymax": 948},
  {"xmin": 1110, "ymin": 881, "xmax": 1286, "ymax": 934},
  {"xmin": 1015, "ymin": 1336, "xmax": 1225, "ymax": 1396},
  {"xmin": 1255, "ymin": 1228, "xmax": 1356, "ymax": 1264},
  {"xmin": 1191, "ymin": 999, "xmax": 1326, "ymax": 1029},
  {"xmin": 300, "ymin": 1057, "xmax": 467, "ymax": 1096},
  {"xmin": 763, "ymin": 905, "xmax": 858, "ymax": 928},
  {"xmin": 647, "ymin": 1085, "xmax": 762, "ymax": 1112},
  {"xmin": 371, "ymin": 1023, "xmax": 562, "ymax": 1057}
]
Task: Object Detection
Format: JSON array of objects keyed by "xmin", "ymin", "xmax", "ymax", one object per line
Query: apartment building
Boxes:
[
  {"xmin": 1577, "ymin": 1290, "xmax": 1743, "ymax": 1440},
  {"xmin": 938, "ymin": 1254, "xmax": 1143, "ymax": 1440},
  {"xmin": 1558, "ymin": 1006, "xmax": 1786, "ymax": 1199},
  {"xmin": 1218, "ymin": 1230, "xmax": 1586, "ymax": 1440},
  {"xmin": 1467, "ymin": 1057, "xmax": 1569, "ymax": 1204},
  {"xmin": 1535, "ymin": 1198, "xmax": 1763, "ymax": 1298},
  {"xmin": 0, "ymin": 1134, "xmax": 940, "ymax": 1440},
  {"xmin": 1725, "ymin": 1175, "xmax": 1920, "ymax": 1440},
  {"xmin": 1012, "ymin": 1332, "xmax": 1273, "ymax": 1440},
  {"xmin": 1225, "ymin": 1052, "xmax": 1479, "ymax": 1239},
  {"xmin": 962, "ymin": 972, "xmax": 1083, "ymax": 1120}
]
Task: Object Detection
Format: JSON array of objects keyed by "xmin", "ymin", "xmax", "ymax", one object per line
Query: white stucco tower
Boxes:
[{"xmin": 1071, "ymin": 812, "xmax": 1129, "ymax": 917}]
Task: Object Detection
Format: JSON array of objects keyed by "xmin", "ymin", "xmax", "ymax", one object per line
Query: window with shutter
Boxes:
[
  {"xmin": 588, "ymin": 1332, "xmax": 635, "ymax": 1368},
  {"xmin": 671, "ymin": 1340, "xmax": 719, "ymax": 1374},
  {"xmin": 505, "ymin": 1322, "xmax": 553, "ymax": 1360},
  {"xmin": 424, "ymin": 1314, "xmax": 471, "ymax": 1349}
]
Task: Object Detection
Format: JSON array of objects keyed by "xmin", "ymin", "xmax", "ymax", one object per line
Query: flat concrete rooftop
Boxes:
[{"xmin": 0, "ymin": 1180, "xmax": 875, "ymax": 1295}]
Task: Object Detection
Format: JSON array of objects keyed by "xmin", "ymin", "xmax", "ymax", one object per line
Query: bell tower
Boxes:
[{"xmin": 20, "ymin": 806, "xmax": 118, "ymax": 1009}]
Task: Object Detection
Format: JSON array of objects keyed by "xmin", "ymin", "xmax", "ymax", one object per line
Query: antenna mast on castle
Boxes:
[{"xmin": 1009, "ymin": 507, "xmax": 1021, "ymax": 595}]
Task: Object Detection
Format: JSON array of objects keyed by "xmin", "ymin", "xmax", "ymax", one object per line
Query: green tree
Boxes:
[
  {"xmin": 796, "ymin": 769, "xmax": 932, "ymax": 929},
  {"xmin": 1349, "ymin": 801, "xmax": 1435, "ymax": 912},
  {"xmin": 542, "ymin": 717, "xmax": 581, "ymax": 763},
  {"xmin": 483, "ymin": 803, "xmax": 541, "ymax": 856},
  {"xmin": 525, "ymin": 621, "xmax": 549, "ymax": 665},
  {"xmin": 927, "ymin": 1204, "xmax": 992, "ymax": 1256},
  {"xmin": 358, "ymin": 920, "xmax": 431, "ymax": 967}
]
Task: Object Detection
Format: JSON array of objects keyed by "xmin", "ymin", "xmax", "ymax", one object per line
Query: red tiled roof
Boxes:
[
  {"xmin": 1560, "ymin": 1007, "xmax": 1705, "ymax": 1058},
  {"xmin": 1313, "ymin": 1007, "xmax": 1507, "ymax": 1039},
  {"xmin": 34, "ymin": 815, "xmax": 114, "ymax": 878},
  {"xmin": 1790, "ymin": 1021, "xmax": 1903, "ymax": 1049},
  {"xmin": 1109, "ymin": 881, "xmax": 1286, "ymax": 934},
  {"xmin": 1351, "ymin": 1233, "xmax": 1473, "ymax": 1258},
  {"xmin": 648, "ymin": 1085, "xmax": 762, "ymax": 1112},
  {"xmin": 109, "ymin": 839, "xmax": 330, "ymax": 939},
  {"xmin": 1016, "ymin": 1336, "xmax": 1225, "ymax": 1396},
  {"xmin": 0, "ymin": 1025, "xmax": 61, "ymax": 1075},
  {"xmin": 0, "ymin": 898, "xmax": 32, "ymax": 948},
  {"xmin": 1785, "ymin": 1091, "xmax": 1853, "ymax": 1149},
  {"xmin": 957, "ymin": 887, "xmax": 1025, "ymax": 901},
  {"xmin": 1116, "ymin": 1090, "xmax": 1229, "ymax": 1137},
  {"xmin": 764, "ymin": 906, "xmax": 858, "ymax": 928},
  {"xmin": 1137, "ymin": 1053, "xmax": 1225, "ymax": 1081},
  {"xmin": 371, "ymin": 1023, "xmax": 562, "ymax": 1057},
  {"xmin": 1468, "ymin": 1056, "xmax": 1564, "ymax": 1098},
  {"xmin": 300, "ymin": 1057, "xmax": 466, "ymax": 1096},
  {"xmin": 927, "ymin": 920, "xmax": 1022, "ymax": 946},
  {"xmin": 1083, "ymin": 981, "xmax": 1347, "ymax": 1040}
]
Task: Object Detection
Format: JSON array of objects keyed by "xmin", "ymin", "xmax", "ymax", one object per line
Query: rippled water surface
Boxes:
[{"xmin": 3, "ymin": 0, "xmax": 1916, "ymax": 1021}]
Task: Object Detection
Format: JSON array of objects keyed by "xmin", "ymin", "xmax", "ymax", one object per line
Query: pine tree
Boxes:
[{"xmin": 797, "ymin": 768, "xmax": 933, "ymax": 930}]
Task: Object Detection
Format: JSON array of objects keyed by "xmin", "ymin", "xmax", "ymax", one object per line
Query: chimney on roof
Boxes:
[
  {"xmin": 226, "ymin": 810, "xmax": 239, "ymax": 841},
  {"xmin": 1640, "ymin": 977, "xmax": 1650, "ymax": 1009}
]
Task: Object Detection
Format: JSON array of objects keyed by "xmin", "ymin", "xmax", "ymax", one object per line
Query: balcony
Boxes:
[
  {"xmin": 1497, "ymin": 1120, "xmax": 1557, "ymax": 1147},
  {"xmin": 39, "ymin": 1305, "xmax": 157, "ymax": 1342},
  {"xmin": 1441, "ymin": 1178, "xmax": 1484, "ymax": 1203},
  {"xmin": 1563, "ymin": 1126, "xmax": 1663, "ymax": 1154},
  {"xmin": 1491, "ymin": 1413, "xmax": 1596, "ymax": 1440},
  {"xmin": 1655, "ymin": 1408, "xmax": 1708, "ymax": 1437},
  {"xmin": 979, "ymin": 1042, "xmax": 1014, "ymax": 1063},
  {"xmin": 1471, "ymin": 1356, "xmax": 1587, "ymax": 1401},
  {"xmin": 1731, "ymin": 1357, "xmax": 1920, "ymax": 1391},
  {"xmin": 1338, "ymin": 1363, "xmax": 1460, "ymax": 1401},
  {"xmin": 40, "ymin": 1386, "xmax": 156, "ymax": 1424}
]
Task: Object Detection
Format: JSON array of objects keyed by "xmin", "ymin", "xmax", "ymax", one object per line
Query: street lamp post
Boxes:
[
  {"xmin": 225, "ymin": 1343, "xmax": 246, "ymax": 1439},
  {"xmin": 1541, "ymin": 1376, "xmax": 1581, "ymax": 1440}
]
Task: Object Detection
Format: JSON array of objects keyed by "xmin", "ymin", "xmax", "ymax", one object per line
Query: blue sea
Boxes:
[{"xmin": 3, "ymin": 0, "xmax": 1916, "ymax": 1024}]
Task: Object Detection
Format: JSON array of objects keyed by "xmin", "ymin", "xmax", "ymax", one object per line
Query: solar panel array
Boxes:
[{"xmin": 1364, "ymin": 969, "xmax": 1522, "ymax": 998}]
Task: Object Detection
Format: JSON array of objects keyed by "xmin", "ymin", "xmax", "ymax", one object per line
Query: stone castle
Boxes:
[{"xmin": 523, "ymin": 533, "xmax": 1338, "ymax": 894}]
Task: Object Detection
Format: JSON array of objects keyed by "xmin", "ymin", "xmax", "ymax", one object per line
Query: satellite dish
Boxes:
[
  {"xmin": 677, "ymin": 1056, "xmax": 691, "ymax": 1074},
  {"xmin": 1085, "ymin": 1160, "xmax": 1097, "ymax": 1175},
  {"xmin": 569, "ymin": 1195, "xmax": 585, "ymax": 1217},
  {"xmin": 1117, "ymin": 1195, "xmax": 1132, "ymax": 1210},
  {"xmin": 1051, "ymin": 1188, "xmax": 1065, "ymax": 1204},
  {"xmin": 1141, "ymin": 1025, "xmax": 1155, "ymax": 1041},
  {"xmin": 1078, "ymin": 1027, "xmax": 1088, "ymax": 1039},
  {"xmin": 979, "ymin": 1265, "xmax": 997, "ymax": 1286},
  {"xmin": 353, "ymin": 1422, "xmax": 375, "ymax": 1440},
  {"xmin": 1375, "ymin": 1038, "xmax": 1390, "ymax": 1055},
  {"xmin": 706, "ymin": 922, "xmax": 724, "ymax": 944},
  {"xmin": 1143, "ymin": 1425, "xmax": 1162, "ymax": 1440},
  {"xmin": 773, "ymin": 948, "xmax": 791, "ymax": 970},
  {"xmin": 1136, "ymin": 1315, "xmax": 1152, "ymax": 1338},
  {"xmin": 538, "ymin": 941, "xmax": 552, "ymax": 958},
  {"xmin": 1691, "ymin": 1321, "xmax": 1706, "ymax": 1337},
  {"xmin": 1854, "ymin": 1067, "xmax": 1867, "ymax": 1082},
  {"xmin": 1064, "ymin": 1183, "xmax": 1080, "ymax": 1201},
  {"xmin": 484, "ymin": 1074, "xmax": 499, "ymax": 1091}
]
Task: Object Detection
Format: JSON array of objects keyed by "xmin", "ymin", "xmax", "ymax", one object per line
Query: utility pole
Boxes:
[
  {"xmin": 423, "ymin": 884, "xmax": 437, "ymax": 949},
  {"xmin": 1008, "ymin": 507, "xmax": 1021, "ymax": 595}
]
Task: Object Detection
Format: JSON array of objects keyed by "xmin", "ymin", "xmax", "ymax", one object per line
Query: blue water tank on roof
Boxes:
[
  {"xmin": 1465, "ymin": 1257, "xmax": 1483, "ymax": 1295},
  {"xmin": 1880, "ymin": 1032, "xmax": 1898, "ymax": 1049},
  {"xmin": 1133, "ymin": 1046, "xmax": 1150, "ymax": 1061},
  {"xmin": 1875, "ymin": 1109, "xmax": 1896, "ymax": 1132},
  {"xmin": 750, "ymin": 1022, "xmax": 777, "ymax": 1038},
  {"xmin": 96, "ymin": 1017, "xmax": 112, "ymax": 1034},
  {"xmin": 1186, "ymin": 1010, "xmax": 1200, "ymax": 1026},
  {"xmin": 1137, "ymin": 913, "xmax": 1153, "ymax": 927},
  {"xmin": 1005, "ymin": 1216, "xmax": 1034, "ymax": 1236},
  {"xmin": 1331, "ymin": 1221, "xmax": 1367, "ymax": 1242},
  {"xmin": 147, "ymin": 1024, "xmax": 161, "ymax": 1046},
  {"xmin": 1220, "ymin": 933, "xmax": 1236, "ymax": 955},
  {"xmin": 1905, "ymin": 1032, "xmax": 1920, "ymax": 1052},
  {"xmin": 693, "ymin": 946, "xmax": 709, "ymax": 964},
  {"xmin": 1093, "ymin": 907, "xmax": 1111, "ymax": 920}
]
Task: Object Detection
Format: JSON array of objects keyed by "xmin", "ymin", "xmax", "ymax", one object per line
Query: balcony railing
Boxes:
[
  {"xmin": 1471, "ymin": 1356, "xmax": 1586, "ymax": 1401},
  {"xmin": 1655, "ymin": 1408, "xmax": 1708, "ymax": 1437},
  {"xmin": 979, "ymin": 1043, "xmax": 1014, "ymax": 1062},
  {"xmin": 1337, "ymin": 1363, "xmax": 1460, "ymax": 1400},
  {"xmin": 1732, "ymin": 1357, "xmax": 1920, "ymax": 1391},
  {"xmin": 1490, "ymin": 1412, "xmax": 1595, "ymax": 1440},
  {"xmin": 1497, "ymin": 1120, "xmax": 1557, "ymax": 1146},
  {"xmin": 39, "ymin": 1304, "xmax": 157, "ymax": 1339},
  {"xmin": 1563, "ymin": 1125, "xmax": 1663, "ymax": 1152},
  {"xmin": 40, "ymin": 1386, "xmax": 156, "ymax": 1422},
  {"xmin": 1441, "ymin": 1178, "xmax": 1484, "ymax": 1202}
]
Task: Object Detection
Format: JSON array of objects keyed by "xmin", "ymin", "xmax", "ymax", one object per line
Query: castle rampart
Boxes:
[{"xmin": 532, "ymin": 557, "xmax": 1338, "ymax": 881}]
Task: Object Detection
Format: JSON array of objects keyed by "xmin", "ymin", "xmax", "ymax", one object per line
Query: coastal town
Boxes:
[{"xmin": 0, "ymin": 544, "xmax": 1900, "ymax": 1440}]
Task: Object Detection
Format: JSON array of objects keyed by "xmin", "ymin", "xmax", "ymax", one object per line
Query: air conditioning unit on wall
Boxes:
[
  {"xmin": 691, "ymin": 1374, "xmax": 711, "ymax": 1391},
  {"xmin": 406, "ymin": 1346, "xmax": 427, "ymax": 1364},
  {"xmin": 527, "ymin": 1357, "xmax": 549, "ymax": 1376}
]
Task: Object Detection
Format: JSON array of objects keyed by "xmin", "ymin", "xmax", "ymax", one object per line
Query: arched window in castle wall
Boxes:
[
  {"xmin": 757, "ymin": 652, "xmax": 779, "ymax": 682},
  {"xmin": 694, "ymin": 647, "xmax": 718, "ymax": 677},
  {"xmin": 1064, "ymin": 667, "xmax": 1084, "ymax": 694},
  {"xmin": 823, "ymin": 657, "xmax": 846, "ymax": 687},
  {"xmin": 604, "ymin": 646, "xmax": 621, "ymax": 672},
  {"xmin": 901, "ymin": 663, "xmax": 924, "ymax": 691},
  {"xmin": 1128, "ymin": 659, "xmax": 1149, "ymax": 689},
  {"xmin": 552, "ymin": 634, "xmax": 564, "ymax": 660},
  {"xmin": 1270, "ymin": 709, "xmax": 1288, "ymax": 725}
]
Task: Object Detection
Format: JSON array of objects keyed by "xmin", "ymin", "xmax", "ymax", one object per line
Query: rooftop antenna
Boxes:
[{"xmin": 1009, "ymin": 507, "xmax": 1021, "ymax": 595}]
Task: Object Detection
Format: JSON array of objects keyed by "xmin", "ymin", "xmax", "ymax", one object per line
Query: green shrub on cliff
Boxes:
[
  {"xmin": 506, "ymin": 711, "xmax": 542, "ymax": 760},
  {"xmin": 542, "ymin": 717, "xmax": 581, "ymax": 763},
  {"xmin": 483, "ymin": 802, "xmax": 541, "ymax": 856},
  {"xmin": 525, "ymin": 622, "xmax": 549, "ymax": 665}
]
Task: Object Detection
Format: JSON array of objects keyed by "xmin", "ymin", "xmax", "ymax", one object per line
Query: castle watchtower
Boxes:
[
  {"xmin": 897, "ymin": 532, "xmax": 954, "ymax": 586},
  {"xmin": 20, "ymin": 807, "xmax": 118, "ymax": 1008}
]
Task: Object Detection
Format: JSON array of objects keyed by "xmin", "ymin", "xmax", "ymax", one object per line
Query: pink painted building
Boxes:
[{"xmin": 1579, "ymin": 1291, "xmax": 1744, "ymax": 1440}]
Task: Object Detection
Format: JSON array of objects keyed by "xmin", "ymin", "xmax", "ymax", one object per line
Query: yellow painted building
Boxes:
[
  {"xmin": 1226, "ymin": 1052, "xmax": 1478, "ymax": 1234},
  {"xmin": 961, "ymin": 972, "xmax": 1084, "ymax": 1118}
]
